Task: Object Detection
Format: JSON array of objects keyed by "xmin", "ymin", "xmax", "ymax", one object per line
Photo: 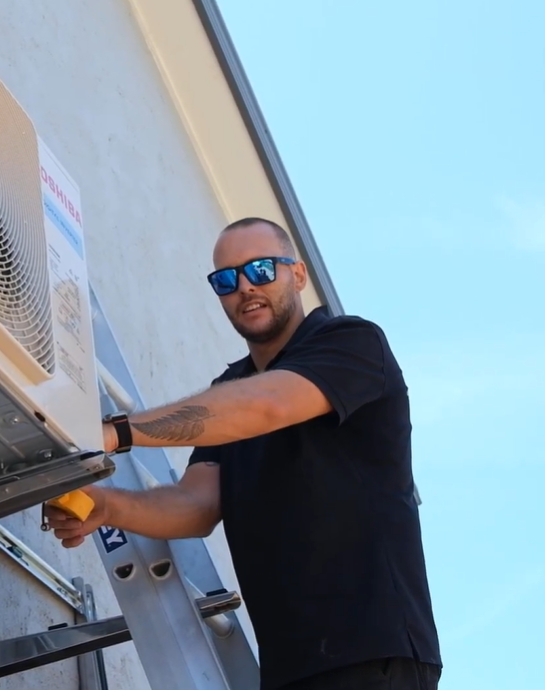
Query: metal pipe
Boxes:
[{"xmin": 96, "ymin": 359, "xmax": 137, "ymax": 413}]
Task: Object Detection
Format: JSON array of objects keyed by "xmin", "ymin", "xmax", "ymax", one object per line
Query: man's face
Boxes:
[{"xmin": 212, "ymin": 223, "xmax": 305, "ymax": 343}]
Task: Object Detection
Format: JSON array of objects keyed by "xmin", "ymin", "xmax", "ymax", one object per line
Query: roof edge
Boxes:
[{"xmin": 191, "ymin": 0, "xmax": 344, "ymax": 316}]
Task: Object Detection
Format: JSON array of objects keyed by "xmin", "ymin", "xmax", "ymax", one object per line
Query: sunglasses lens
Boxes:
[
  {"xmin": 244, "ymin": 259, "xmax": 275, "ymax": 285},
  {"xmin": 209, "ymin": 259, "xmax": 278, "ymax": 295},
  {"xmin": 211, "ymin": 269, "xmax": 237, "ymax": 295}
]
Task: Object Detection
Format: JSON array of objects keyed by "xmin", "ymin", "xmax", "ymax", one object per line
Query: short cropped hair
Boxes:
[{"xmin": 222, "ymin": 217, "xmax": 296, "ymax": 258}]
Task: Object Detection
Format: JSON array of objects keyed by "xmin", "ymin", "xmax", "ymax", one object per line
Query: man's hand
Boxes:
[
  {"xmin": 44, "ymin": 486, "xmax": 110, "ymax": 548},
  {"xmin": 45, "ymin": 463, "xmax": 221, "ymax": 547}
]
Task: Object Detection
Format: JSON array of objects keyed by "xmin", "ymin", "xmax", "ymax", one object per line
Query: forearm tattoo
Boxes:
[{"xmin": 131, "ymin": 405, "xmax": 214, "ymax": 442}]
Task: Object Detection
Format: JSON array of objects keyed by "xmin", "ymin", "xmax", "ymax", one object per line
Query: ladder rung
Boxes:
[{"xmin": 0, "ymin": 616, "xmax": 131, "ymax": 677}]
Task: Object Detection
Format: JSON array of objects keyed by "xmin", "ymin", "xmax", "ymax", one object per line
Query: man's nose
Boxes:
[{"xmin": 237, "ymin": 273, "xmax": 256, "ymax": 293}]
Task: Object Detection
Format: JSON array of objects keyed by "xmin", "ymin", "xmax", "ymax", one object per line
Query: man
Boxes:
[{"xmin": 46, "ymin": 218, "xmax": 442, "ymax": 690}]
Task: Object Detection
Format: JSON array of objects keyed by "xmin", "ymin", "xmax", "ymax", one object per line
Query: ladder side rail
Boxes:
[{"xmin": 90, "ymin": 288, "xmax": 259, "ymax": 689}]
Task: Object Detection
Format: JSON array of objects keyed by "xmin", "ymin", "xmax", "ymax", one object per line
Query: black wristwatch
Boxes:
[{"xmin": 102, "ymin": 412, "xmax": 133, "ymax": 454}]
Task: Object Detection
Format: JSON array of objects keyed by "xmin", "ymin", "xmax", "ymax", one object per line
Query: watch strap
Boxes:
[{"xmin": 103, "ymin": 412, "xmax": 133, "ymax": 453}]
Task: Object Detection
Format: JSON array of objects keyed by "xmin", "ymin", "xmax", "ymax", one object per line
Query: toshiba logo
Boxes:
[{"xmin": 40, "ymin": 166, "xmax": 82, "ymax": 226}]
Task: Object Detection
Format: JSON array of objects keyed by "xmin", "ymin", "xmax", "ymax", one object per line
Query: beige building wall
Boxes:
[{"xmin": 0, "ymin": 1, "xmax": 323, "ymax": 688}]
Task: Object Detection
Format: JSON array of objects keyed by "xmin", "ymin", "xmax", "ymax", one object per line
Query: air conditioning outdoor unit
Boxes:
[{"xmin": 0, "ymin": 80, "xmax": 115, "ymax": 519}]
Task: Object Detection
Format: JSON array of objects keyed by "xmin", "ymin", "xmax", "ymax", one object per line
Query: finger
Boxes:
[
  {"xmin": 47, "ymin": 517, "xmax": 83, "ymax": 531},
  {"xmin": 43, "ymin": 505, "xmax": 70, "ymax": 521},
  {"xmin": 53, "ymin": 526, "xmax": 84, "ymax": 540},
  {"xmin": 62, "ymin": 535, "xmax": 85, "ymax": 548}
]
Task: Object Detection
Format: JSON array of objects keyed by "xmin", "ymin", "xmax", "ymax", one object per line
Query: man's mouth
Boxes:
[{"xmin": 241, "ymin": 302, "xmax": 268, "ymax": 314}]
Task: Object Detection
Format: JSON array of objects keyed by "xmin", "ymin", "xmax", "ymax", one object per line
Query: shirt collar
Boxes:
[{"xmin": 226, "ymin": 305, "xmax": 332, "ymax": 375}]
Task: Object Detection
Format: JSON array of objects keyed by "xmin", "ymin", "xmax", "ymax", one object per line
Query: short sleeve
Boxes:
[{"xmin": 269, "ymin": 317, "xmax": 386, "ymax": 423}]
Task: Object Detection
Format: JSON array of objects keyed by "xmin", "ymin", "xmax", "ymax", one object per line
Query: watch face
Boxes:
[{"xmin": 103, "ymin": 413, "xmax": 127, "ymax": 423}]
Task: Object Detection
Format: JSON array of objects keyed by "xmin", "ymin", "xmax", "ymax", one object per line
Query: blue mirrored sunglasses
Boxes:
[{"xmin": 207, "ymin": 257, "xmax": 296, "ymax": 296}]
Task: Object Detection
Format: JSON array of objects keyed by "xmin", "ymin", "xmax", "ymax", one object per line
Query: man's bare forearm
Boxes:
[
  {"xmin": 120, "ymin": 370, "xmax": 331, "ymax": 451},
  {"xmin": 105, "ymin": 485, "xmax": 219, "ymax": 539},
  {"xmin": 127, "ymin": 375, "xmax": 283, "ymax": 448},
  {"xmin": 130, "ymin": 405, "xmax": 215, "ymax": 445}
]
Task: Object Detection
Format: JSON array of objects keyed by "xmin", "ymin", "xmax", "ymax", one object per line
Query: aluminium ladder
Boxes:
[{"xmin": 0, "ymin": 285, "xmax": 260, "ymax": 690}]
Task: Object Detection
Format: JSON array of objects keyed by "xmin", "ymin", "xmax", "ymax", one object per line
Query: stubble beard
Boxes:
[{"xmin": 230, "ymin": 295, "xmax": 297, "ymax": 344}]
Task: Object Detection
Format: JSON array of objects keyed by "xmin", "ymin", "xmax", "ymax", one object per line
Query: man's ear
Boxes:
[{"xmin": 293, "ymin": 260, "xmax": 308, "ymax": 293}]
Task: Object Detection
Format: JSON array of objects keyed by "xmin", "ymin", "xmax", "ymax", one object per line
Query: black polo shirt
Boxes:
[{"xmin": 189, "ymin": 306, "xmax": 441, "ymax": 690}]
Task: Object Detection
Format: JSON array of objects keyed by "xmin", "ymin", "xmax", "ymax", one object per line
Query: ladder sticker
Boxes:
[{"xmin": 98, "ymin": 526, "xmax": 128, "ymax": 553}]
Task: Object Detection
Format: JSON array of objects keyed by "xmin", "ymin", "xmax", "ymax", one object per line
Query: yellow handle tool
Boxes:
[{"xmin": 47, "ymin": 490, "xmax": 95, "ymax": 521}]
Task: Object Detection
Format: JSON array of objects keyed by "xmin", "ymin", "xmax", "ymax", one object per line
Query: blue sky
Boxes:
[{"xmin": 217, "ymin": 2, "xmax": 545, "ymax": 688}]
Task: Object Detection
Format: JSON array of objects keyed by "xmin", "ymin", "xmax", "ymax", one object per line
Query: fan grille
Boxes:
[{"xmin": 0, "ymin": 83, "xmax": 56, "ymax": 375}]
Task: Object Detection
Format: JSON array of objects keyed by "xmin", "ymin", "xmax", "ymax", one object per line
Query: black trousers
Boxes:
[{"xmin": 280, "ymin": 657, "xmax": 441, "ymax": 690}]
